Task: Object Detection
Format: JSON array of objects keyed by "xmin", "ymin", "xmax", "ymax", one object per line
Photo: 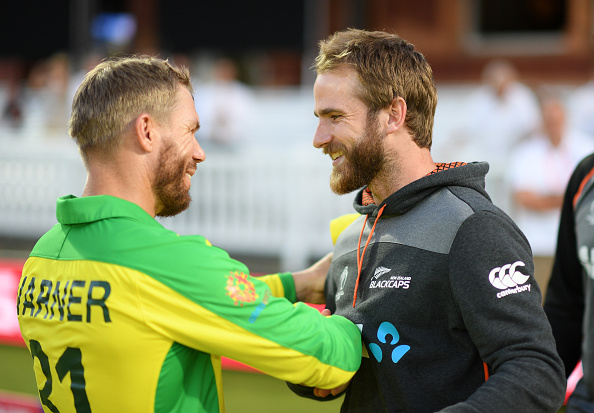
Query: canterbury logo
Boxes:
[{"xmin": 488, "ymin": 261, "xmax": 530, "ymax": 290}]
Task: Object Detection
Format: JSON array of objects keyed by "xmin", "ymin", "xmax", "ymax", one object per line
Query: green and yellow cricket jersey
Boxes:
[{"xmin": 16, "ymin": 195, "xmax": 361, "ymax": 413}]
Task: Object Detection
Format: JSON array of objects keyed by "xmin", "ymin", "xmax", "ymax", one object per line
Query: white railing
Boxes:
[{"xmin": 0, "ymin": 140, "xmax": 86, "ymax": 238}]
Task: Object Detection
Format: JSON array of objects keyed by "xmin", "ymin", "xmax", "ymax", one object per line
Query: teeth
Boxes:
[{"xmin": 330, "ymin": 152, "xmax": 343, "ymax": 160}]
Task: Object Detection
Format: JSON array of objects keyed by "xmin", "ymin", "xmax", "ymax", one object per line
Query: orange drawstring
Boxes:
[
  {"xmin": 483, "ymin": 362, "xmax": 489, "ymax": 381},
  {"xmin": 353, "ymin": 204, "xmax": 386, "ymax": 307}
]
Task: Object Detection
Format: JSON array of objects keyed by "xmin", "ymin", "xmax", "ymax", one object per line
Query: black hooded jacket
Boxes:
[{"xmin": 290, "ymin": 161, "xmax": 565, "ymax": 412}]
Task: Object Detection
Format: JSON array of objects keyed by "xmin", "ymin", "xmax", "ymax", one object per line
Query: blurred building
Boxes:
[{"xmin": 0, "ymin": 0, "xmax": 592, "ymax": 87}]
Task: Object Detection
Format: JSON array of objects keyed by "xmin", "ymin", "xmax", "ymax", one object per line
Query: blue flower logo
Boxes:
[{"xmin": 369, "ymin": 321, "xmax": 410, "ymax": 363}]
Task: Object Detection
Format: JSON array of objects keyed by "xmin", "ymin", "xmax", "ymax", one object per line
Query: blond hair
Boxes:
[
  {"xmin": 315, "ymin": 29, "xmax": 437, "ymax": 148},
  {"xmin": 69, "ymin": 55, "xmax": 193, "ymax": 156}
]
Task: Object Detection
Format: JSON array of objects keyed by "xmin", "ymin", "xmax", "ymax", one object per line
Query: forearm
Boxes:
[
  {"xmin": 291, "ymin": 252, "xmax": 332, "ymax": 303},
  {"xmin": 514, "ymin": 190, "xmax": 563, "ymax": 211}
]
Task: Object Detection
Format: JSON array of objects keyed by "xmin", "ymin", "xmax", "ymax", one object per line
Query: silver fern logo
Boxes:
[{"xmin": 372, "ymin": 266, "xmax": 391, "ymax": 280}]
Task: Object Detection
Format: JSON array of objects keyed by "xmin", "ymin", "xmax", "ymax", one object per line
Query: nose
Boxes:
[
  {"xmin": 313, "ymin": 121, "xmax": 332, "ymax": 149},
  {"xmin": 193, "ymin": 138, "xmax": 206, "ymax": 163}
]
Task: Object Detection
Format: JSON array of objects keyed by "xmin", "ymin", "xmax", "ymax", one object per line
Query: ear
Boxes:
[
  {"xmin": 133, "ymin": 113, "xmax": 157, "ymax": 153},
  {"xmin": 386, "ymin": 97, "xmax": 407, "ymax": 134}
]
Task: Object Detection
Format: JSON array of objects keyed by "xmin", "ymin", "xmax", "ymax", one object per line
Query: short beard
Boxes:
[
  {"xmin": 153, "ymin": 141, "xmax": 193, "ymax": 217},
  {"xmin": 327, "ymin": 112, "xmax": 385, "ymax": 195}
]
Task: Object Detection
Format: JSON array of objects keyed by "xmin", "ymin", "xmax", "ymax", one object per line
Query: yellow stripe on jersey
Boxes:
[
  {"xmin": 256, "ymin": 274, "xmax": 285, "ymax": 297},
  {"xmin": 18, "ymin": 256, "xmax": 359, "ymax": 413}
]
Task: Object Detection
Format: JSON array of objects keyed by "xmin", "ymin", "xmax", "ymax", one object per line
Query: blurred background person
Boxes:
[
  {"xmin": 1, "ymin": 78, "xmax": 24, "ymax": 131},
  {"xmin": 506, "ymin": 88, "xmax": 594, "ymax": 294},
  {"xmin": 447, "ymin": 59, "xmax": 541, "ymax": 211},
  {"xmin": 568, "ymin": 70, "xmax": 594, "ymax": 139},
  {"xmin": 42, "ymin": 52, "xmax": 70, "ymax": 135},
  {"xmin": 18, "ymin": 53, "xmax": 71, "ymax": 139},
  {"xmin": 194, "ymin": 57, "xmax": 253, "ymax": 151}
]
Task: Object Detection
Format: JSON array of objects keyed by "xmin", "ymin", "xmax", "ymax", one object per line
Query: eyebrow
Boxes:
[{"xmin": 314, "ymin": 108, "xmax": 344, "ymax": 118}]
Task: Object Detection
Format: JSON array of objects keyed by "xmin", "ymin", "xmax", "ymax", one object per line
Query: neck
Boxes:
[
  {"xmin": 83, "ymin": 153, "xmax": 157, "ymax": 217},
  {"xmin": 368, "ymin": 146, "xmax": 435, "ymax": 205}
]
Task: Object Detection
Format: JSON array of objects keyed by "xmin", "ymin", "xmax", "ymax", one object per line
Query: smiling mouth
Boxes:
[
  {"xmin": 330, "ymin": 151, "xmax": 344, "ymax": 161},
  {"xmin": 185, "ymin": 162, "xmax": 197, "ymax": 178}
]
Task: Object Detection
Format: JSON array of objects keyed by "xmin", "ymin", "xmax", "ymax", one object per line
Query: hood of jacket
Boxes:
[{"xmin": 353, "ymin": 161, "xmax": 491, "ymax": 217}]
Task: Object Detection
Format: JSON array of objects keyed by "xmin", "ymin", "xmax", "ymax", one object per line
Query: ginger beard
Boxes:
[
  {"xmin": 153, "ymin": 140, "xmax": 195, "ymax": 217},
  {"xmin": 326, "ymin": 112, "xmax": 386, "ymax": 195}
]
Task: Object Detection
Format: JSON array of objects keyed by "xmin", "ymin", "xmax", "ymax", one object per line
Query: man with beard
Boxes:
[
  {"xmin": 288, "ymin": 29, "xmax": 566, "ymax": 412},
  {"xmin": 16, "ymin": 55, "xmax": 362, "ymax": 413}
]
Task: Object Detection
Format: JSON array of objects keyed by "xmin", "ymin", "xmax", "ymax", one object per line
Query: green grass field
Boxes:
[
  {"xmin": 1, "ymin": 344, "xmax": 571, "ymax": 412},
  {"xmin": 0, "ymin": 344, "xmax": 343, "ymax": 413}
]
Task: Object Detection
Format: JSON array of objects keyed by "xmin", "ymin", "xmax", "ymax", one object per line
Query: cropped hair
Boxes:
[
  {"xmin": 314, "ymin": 29, "xmax": 437, "ymax": 148},
  {"xmin": 68, "ymin": 55, "xmax": 193, "ymax": 156}
]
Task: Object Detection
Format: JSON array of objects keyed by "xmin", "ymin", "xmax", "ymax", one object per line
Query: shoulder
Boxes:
[
  {"xmin": 452, "ymin": 208, "xmax": 531, "ymax": 259},
  {"xmin": 573, "ymin": 152, "xmax": 594, "ymax": 174},
  {"xmin": 330, "ymin": 213, "xmax": 361, "ymax": 245},
  {"xmin": 568, "ymin": 152, "xmax": 594, "ymax": 208},
  {"xmin": 569, "ymin": 153, "xmax": 594, "ymax": 192}
]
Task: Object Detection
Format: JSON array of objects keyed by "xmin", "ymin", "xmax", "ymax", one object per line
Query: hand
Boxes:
[
  {"xmin": 313, "ymin": 380, "xmax": 351, "ymax": 398},
  {"xmin": 292, "ymin": 252, "xmax": 332, "ymax": 304}
]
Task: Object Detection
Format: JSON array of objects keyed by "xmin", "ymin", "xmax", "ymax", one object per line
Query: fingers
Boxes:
[
  {"xmin": 313, "ymin": 387, "xmax": 332, "ymax": 398},
  {"xmin": 331, "ymin": 382, "xmax": 350, "ymax": 395},
  {"xmin": 313, "ymin": 380, "xmax": 349, "ymax": 398}
]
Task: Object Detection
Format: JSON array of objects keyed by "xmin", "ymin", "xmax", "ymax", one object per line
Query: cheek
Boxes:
[{"xmin": 183, "ymin": 135, "xmax": 198, "ymax": 154}]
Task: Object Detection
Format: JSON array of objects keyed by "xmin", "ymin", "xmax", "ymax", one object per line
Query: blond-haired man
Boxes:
[{"xmin": 17, "ymin": 55, "xmax": 361, "ymax": 413}]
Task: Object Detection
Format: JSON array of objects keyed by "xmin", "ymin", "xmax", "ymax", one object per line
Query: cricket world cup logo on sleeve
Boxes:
[
  {"xmin": 488, "ymin": 261, "xmax": 531, "ymax": 298},
  {"xmin": 225, "ymin": 271, "xmax": 259, "ymax": 306},
  {"xmin": 335, "ymin": 266, "xmax": 349, "ymax": 301}
]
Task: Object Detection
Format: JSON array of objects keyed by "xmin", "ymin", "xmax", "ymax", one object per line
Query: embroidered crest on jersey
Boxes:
[{"xmin": 225, "ymin": 271, "xmax": 259, "ymax": 306}]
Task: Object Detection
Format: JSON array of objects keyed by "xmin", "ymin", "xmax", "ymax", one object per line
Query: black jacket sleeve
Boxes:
[
  {"xmin": 285, "ymin": 382, "xmax": 344, "ymax": 401},
  {"xmin": 543, "ymin": 154, "xmax": 594, "ymax": 376},
  {"xmin": 444, "ymin": 210, "xmax": 566, "ymax": 412}
]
